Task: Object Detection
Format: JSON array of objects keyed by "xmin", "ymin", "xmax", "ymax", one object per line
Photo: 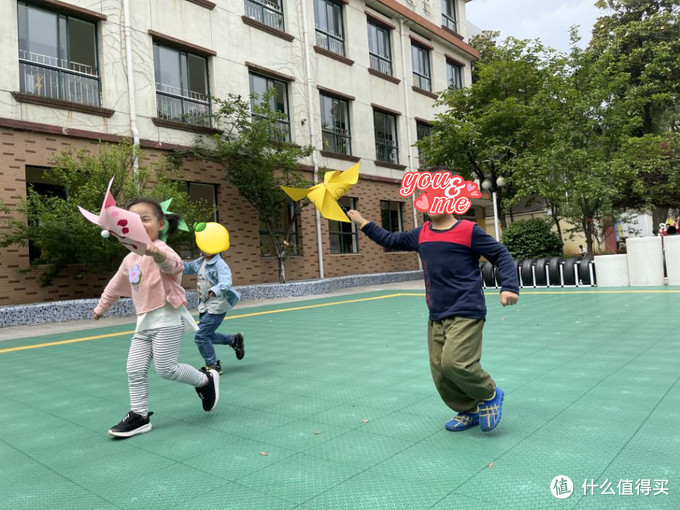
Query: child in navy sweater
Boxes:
[{"xmin": 347, "ymin": 209, "xmax": 519, "ymax": 432}]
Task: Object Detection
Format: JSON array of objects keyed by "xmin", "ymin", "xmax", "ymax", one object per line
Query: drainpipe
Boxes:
[
  {"xmin": 399, "ymin": 17, "xmax": 422, "ymax": 271},
  {"xmin": 123, "ymin": 0, "xmax": 140, "ymax": 177},
  {"xmin": 399, "ymin": 18, "xmax": 417, "ymax": 230},
  {"xmin": 300, "ymin": 2, "xmax": 325, "ymax": 279}
]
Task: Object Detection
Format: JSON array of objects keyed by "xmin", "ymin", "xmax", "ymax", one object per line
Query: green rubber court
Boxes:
[{"xmin": 1, "ymin": 287, "xmax": 678, "ymax": 509}]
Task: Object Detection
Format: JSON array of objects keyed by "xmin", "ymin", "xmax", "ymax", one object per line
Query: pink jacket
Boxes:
[{"xmin": 94, "ymin": 240, "xmax": 187, "ymax": 316}]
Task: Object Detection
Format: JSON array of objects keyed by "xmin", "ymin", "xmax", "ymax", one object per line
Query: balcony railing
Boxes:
[
  {"xmin": 315, "ymin": 29, "xmax": 345, "ymax": 56},
  {"xmin": 322, "ymin": 126, "xmax": 351, "ymax": 155},
  {"xmin": 18, "ymin": 50, "xmax": 100, "ymax": 106},
  {"xmin": 375, "ymin": 137, "xmax": 398, "ymax": 164},
  {"xmin": 244, "ymin": 0, "xmax": 284, "ymax": 31},
  {"xmin": 442, "ymin": 13, "xmax": 457, "ymax": 33},
  {"xmin": 369, "ymin": 53, "xmax": 392, "ymax": 76},
  {"xmin": 412, "ymin": 72, "xmax": 432, "ymax": 92},
  {"xmin": 156, "ymin": 83, "xmax": 211, "ymax": 127}
]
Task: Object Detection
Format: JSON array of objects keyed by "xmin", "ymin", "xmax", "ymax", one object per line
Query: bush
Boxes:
[{"xmin": 502, "ymin": 218, "xmax": 563, "ymax": 259}]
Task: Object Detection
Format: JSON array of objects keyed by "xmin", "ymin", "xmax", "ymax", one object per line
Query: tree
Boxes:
[
  {"xmin": 420, "ymin": 32, "xmax": 555, "ymax": 227},
  {"xmin": 0, "ymin": 143, "xmax": 210, "ymax": 285},
  {"xmin": 188, "ymin": 92, "xmax": 313, "ymax": 283},
  {"xmin": 512, "ymin": 33, "xmax": 639, "ymax": 255},
  {"xmin": 590, "ymin": 0, "xmax": 680, "ymax": 230}
]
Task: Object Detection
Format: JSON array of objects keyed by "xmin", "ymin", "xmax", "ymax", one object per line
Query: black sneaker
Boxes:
[
  {"xmin": 203, "ymin": 360, "xmax": 223, "ymax": 375},
  {"xmin": 232, "ymin": 332, "xmax": 245, "ymax": 360},
  {"xmin": 195, "ymin": 368, "xmax": 220, "ymax": 412},
  {"xmin": 108, "ymin": 411, "xmax": 153, "ymax": 438}
]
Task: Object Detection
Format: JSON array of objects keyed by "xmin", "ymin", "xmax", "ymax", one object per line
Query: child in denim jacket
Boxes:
[{"xmin": 184, "ymin": 252, "xmax": 244, "ymax": 374}]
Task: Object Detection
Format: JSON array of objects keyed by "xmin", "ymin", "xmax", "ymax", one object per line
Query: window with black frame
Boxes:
[
  {"xmin": 259, "ymin": 203, "xmax": 300, "ymax": 257},
  {"xmin": 441, "ymin": 0, "xmax": 457, "ymax": 33},
  {"xmin": 244, "ymin": 0, "xmax": 284, "ymax": 31},
  {"xmin": 416, "ymin": 121, "xmax": 433, "ymax": 168},
  {"xmin": 17, "ymin": 2, "xmax": 101, "ymax": 107},
  {"xmin": 249, "ymin": 72, "xmax": 291, "ymax": 143},
  {"xmin": 314, "ymin": 0, "xmax": 345, "ymax": 56},
  {"xmin": 367, "ymin": 19, "xmax": 392, "ymax": 76},
  {"xmin": 154, "ymin": 43, "xmax": 210, "ymax": 126},
  {"xmin": 447, "ymin": 59, "xmax": 463, "ymax": 90},
  {"xmin": 180, "ymin": 182, "xmax": 218, "ymax": 258},
  {"xmin": 373, "ymin": 109, "xmax": 399, "ymax": 164},
  {"xmin": 380, "ymin": 200, "xmax": 404, "ymax": 252},
  {"xmin": 320, "ymin": 93, "xmax": 351, "ymax": 155},
  {"xmin": 25, "ymin": 166, "xmax": 67, "ymax": 262},
  {"xmin": 411, "ymin": 42, "xmax": 431, "ymax": 91},
  {"xmin": 329, "ymin": 196, "xmax": 358, "ymax": 254}
]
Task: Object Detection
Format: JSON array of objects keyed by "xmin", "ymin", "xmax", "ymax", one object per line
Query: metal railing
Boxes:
[
  {"xmin": 375, "ymin": 137, "xmax": 398, "ymax": 164},
  {"xmin": 315, "ymin": 29, "xmax": 345, "ymax": 56},
  {"xmin": 156, "ymin": 83, "xmax": 211, "ymax": 127},
  {"xmin": 18, "ymin": 50, "xmax": 100, "ymax": 106},
  {"xmin": 412, "ymin": 72, "xmax": 431, "ymax": 91},
  {"xmin": 442, "ymin": 13, "xmax": 457, "ymax": 33},
  {"xmin": 369, "ymin": 53, "xmax": 392, "ymax": 76},
  {"xmin": 244, "ymin": 0, "xmax": 284, "ymax": 31},
  {"xmin": 322, "ymin": 126, "xmax": 351, "ymax": 155}
]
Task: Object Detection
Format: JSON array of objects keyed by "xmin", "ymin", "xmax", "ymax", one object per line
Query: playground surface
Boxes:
[{"xmin": 1, "ymin": 282, "xmax": 678, "ymax": 509}]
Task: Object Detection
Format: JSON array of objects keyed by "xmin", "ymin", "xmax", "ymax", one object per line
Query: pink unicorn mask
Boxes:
[{"xmin": 78, "ymin": 178, "xmax": 152, "ymax": 255}]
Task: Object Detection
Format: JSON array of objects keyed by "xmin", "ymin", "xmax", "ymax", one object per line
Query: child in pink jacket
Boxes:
[{"xmin": 93, "ymin": 198, "xmax": 219, "ymax": 438}]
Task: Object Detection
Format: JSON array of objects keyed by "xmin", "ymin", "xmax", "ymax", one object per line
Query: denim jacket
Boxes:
[{"xmin": 183, "ymin": 255, "xmax": 241, "ymax": 314}]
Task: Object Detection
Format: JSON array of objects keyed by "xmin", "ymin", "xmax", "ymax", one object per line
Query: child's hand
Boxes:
[
  {"xmin": 92, "ymin": 311, "xmax": 102, "ymax": 320},
  {"xmin": 347, "ymin": 210, "xmax": 366, "ymax": 226},
  {"xmin": 144, "ymin": 244, "xmax": 166, "ymax": 262},
  {"xmin": 500, "ymin": 291, "xmax": 519, "ymax": 306}
]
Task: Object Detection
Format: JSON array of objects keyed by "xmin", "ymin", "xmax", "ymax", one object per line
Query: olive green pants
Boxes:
[{"xmin": 427, "ymin": 317, "xmax": 496, "ymax": 413}]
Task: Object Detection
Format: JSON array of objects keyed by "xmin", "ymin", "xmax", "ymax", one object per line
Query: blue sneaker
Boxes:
[
  {"xmin": 445, "ymin": 411, "xmax": 479, "ymax": 432},
  {"xmin": 478, "ymin": 388, "xmax": 504, "ymax": 431}
]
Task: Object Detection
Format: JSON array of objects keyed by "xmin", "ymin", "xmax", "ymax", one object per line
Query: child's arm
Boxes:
[
  {"xmin": 145, "ymin": 243, "xmax": 183, "ymax": 274},
  {"xmin": 470, "ymin": 224, "xmax": 520, "ymax": 301},
  {"xmin": 92, "ymin": 266, "xmax": 130, "ymax": 319},
  {"xmin": 347, "ymin": 209, "xmax": 420, "ymax": 251},
  {"xmin": 209, "ymin": 260, "xmax": 233, "ymax": 297},
  {"xmin": 182, "ymin": 258, "xmax": 201, "ymax": 275}
]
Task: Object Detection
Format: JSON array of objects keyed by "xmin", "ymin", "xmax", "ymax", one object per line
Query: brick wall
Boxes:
[{"xmin": 0, "ymin": 129, "xmax": 420, "ymax": 306}]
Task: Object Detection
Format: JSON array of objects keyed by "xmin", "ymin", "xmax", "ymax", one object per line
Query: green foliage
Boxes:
[
  {"xmin": 187, "ymin": 91, "xmax": 313, "ymax": 282},
  {"xmin": 419, "ymin": 32, "xmax": 557, "ymax": 225},
  {"xmin": 502, "ymin": 218, "xmax": 564, "ymax": 260},
  {"xmin": 0, "ymin": 143, "xmax": 212, "ymax": 285}
]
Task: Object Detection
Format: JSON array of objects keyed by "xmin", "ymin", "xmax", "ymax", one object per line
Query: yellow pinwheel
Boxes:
[{"xmin": 280, "ymin": 163, "xmax": 359, "ymax": 222}]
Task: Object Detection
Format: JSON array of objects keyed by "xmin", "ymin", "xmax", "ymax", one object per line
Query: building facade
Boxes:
[{"xmin": 0, "ymin": 0, "xmax": 479, "ymax": 306}]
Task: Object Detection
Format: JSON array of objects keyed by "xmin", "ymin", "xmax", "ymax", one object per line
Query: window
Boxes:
[
  {"xmin": 416, "ymin": 121, "xmax": 433, "ymax": 168},
  {"xmin": 447, "ymin": 60, "xmax": 463, "ymax": 90},
  {"xmin": 187, "ymin": 182, "xmax": 218, "ymax": 221},
  {"xmin": 441, "ymin": 0, "xmax": 457, "ymax": 33},
  {"xmin": 17, "ymin": 2, "xmax": 100, "ymax": 106},
  {"xmin": 367, "ymin": 20, "xmax": 392, "ymax": 76},
  {"xmin": 26, "ymin": 166, "xmax": 67, "ymax": 262},
  {"xmin": 249, "ymin": 72, "xmax": 291, "ymax": 143},
  {"xmin": 314, "ymin": 0, "xmax": 345, "ymax": 56},
  {"xmin": 181, "ymin": 182, "xmax": 218, "ymax": 258},
  {"xmin": 320, "ymin": 93, "xmax": 351, "ymax": 155},
  {"xmin": 259, "ymin": 203, "xmax": 300, "ymax": 257},
  {"xmin": 374, "ymin": 110, "xmax": 399, "ymax": 164},
  {"xmin": 244, "ymin": 0, "xmax": 284, "ymax": 31},
  {"xmin": 411, "ymin": 42, "xmax": 431, "ymax": 91},
  {"xmin": 380, "ymin": 200, "xmax": 404, "ymax": 251},
  {"xmin": 154, "ymin": 43, "xmax": 210, "ymax": 126},
  {"xmin": 329, "ymin": 197, "xmax": 358, "ymax": 254}
]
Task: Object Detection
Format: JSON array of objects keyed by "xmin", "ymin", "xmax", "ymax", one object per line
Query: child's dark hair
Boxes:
[{"xmin": 127, "ymin": 198, "xmax": 183, "ymax": 238}]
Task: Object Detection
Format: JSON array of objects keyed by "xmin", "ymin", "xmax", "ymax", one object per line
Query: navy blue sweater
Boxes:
[{"xmin": 362, "ymin": 220, "xmax": 519, "ymax": 320}]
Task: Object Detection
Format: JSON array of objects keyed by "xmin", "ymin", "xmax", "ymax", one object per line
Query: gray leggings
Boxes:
[{"xmin": 127, "ymin": 324, "xmax": 207, "ymax": 415}]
